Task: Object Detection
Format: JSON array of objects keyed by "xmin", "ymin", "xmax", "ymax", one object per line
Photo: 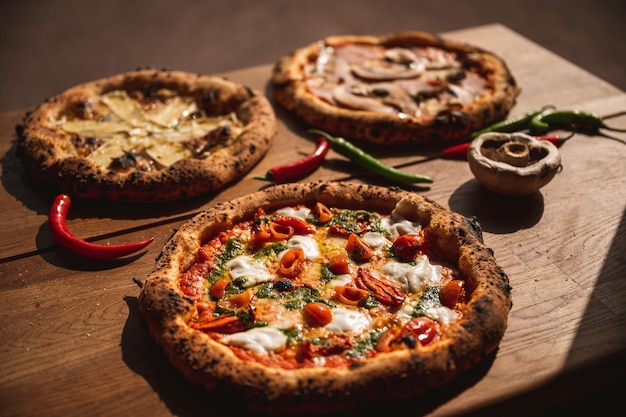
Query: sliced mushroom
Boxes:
[
  {"xmin": 384, "ymin": 47, "xmax": 420, "ymax": 65},
  {"xmin": 332, "ymin": 83, "xmax": 418, "ymax": 115},
  {"xmin": 332, "ymin": 85, "xmax": 395, "ymax": 113},
  {"xmin": 468, "ymin": 132, "xmax": 562, "ymax": 196},
  {"xmin": 373, "ymin": 82, "xmax": 418, "ymax": 115},
  {"xmin": 351, "ymin": 48, "xmax": 424, "ymax": 82}
]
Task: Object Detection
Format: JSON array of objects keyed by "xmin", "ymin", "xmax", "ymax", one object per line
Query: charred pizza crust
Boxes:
[
  {"xmin": 138, "ymin": 181, "xmax": 512, "ymax": 414},
  {"xmin": 272, "ymin": 31, "xmax": 520, "ymax": 145},
  {"xmin": 16, "ymin": 68, "xmax": 276, "ymax": 202}
]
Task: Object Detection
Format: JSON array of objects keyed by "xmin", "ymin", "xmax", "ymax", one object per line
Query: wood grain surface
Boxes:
[{"xmin": 0, "ymin": 24, "xmax": 624, "ymax": 417}]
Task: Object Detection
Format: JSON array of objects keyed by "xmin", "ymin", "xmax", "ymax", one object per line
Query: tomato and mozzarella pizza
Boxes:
[{"xmin": 138, "ymin": 181, "xmax": 512, "ymax": 414}]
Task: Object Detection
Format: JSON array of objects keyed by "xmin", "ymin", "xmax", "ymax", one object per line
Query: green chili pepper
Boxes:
[
  {"xmin": 529, "ymin": 109, "xmax": 626, "ymax": 135},
  {"xmin": 469, "ymin": 106, "xmax": 556, "ymax": 139},
  {"xmin": 309, "ymin": 129, "xmax": 433, "ymax": 184}
]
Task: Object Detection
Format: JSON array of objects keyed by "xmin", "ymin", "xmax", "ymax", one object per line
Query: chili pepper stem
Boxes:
[{"xmin": 253, "ymin": 173, "xmax": 273, "ymax": 181}]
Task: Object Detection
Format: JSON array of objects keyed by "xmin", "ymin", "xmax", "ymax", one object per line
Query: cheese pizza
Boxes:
[
  {"xmin": 138, "ymin": 181, "xmax": 512, "ymax": 414},
  {"xmin": 16, "ymin": 68, "xmax": 276, "ymax": 202}
]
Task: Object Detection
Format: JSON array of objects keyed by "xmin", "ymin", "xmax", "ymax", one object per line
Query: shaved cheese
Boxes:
[
  {"xmin": 60, "ymin": 119, "xmax": 128, "ymax": 135},
  {"xmin": 56, "ymin": 89, "xmax": 244, "ymax": 170},
  {"xmin": 144, "ymin": 138, "xmax": 192, "ymax": 167},
  {"xmin": 88, "ymin": 134, "xmax": 138, "ymax": 168},
  {"xmin": 101, "ymin": 91, "xmax": 150, "ymax": 128},
  {"xmin": 143, "ymin": 96, "xmax": 198, "ymax": 128}
]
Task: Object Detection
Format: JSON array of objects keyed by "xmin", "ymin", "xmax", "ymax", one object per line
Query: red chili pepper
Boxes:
[
  {"xmin": 441, "ymin": 134, "xmax": 569, "ymax": 160},
  {"xmin": 48, "ymin": 194, "xmax": 154, "ymax": 259},
  {"xmin": 255, "ymin": 137, "xmax": 330, "ymax": 182}
]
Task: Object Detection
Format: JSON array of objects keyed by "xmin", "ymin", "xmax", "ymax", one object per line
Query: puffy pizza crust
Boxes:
[
  {"xmin": 138, "ymin": 181, "xmax": 512, "ymax": 414},
  {"xmin": 16, "ymin": 68, "xmax": 276, "ymax": 202},
  {"xmin": 272, "ymin": 31, "xmax": 520, "ymax": 145}
]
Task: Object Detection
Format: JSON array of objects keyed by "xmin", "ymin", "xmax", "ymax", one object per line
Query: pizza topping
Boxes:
[
  {"xmin": 278, "ymin": 248, "xmax": 306, "ymax": 277},
  {"xmin": 221, "ymin": 327, "xmax": 288, "ymax": 354},
  {"xmin": 391, "ymin": 233, "xmax": 423, "ymax": 262},
  {"xmin": 440, "ymin": 279, "xmax": 466, "ymax": 309},
  {"xmin": 57, "ymin": 89, "xmax": 244, "ymax": 172},
  {"xmin": 355, "ymin": 268, "xmax": 406, "ymax": 306},
  {"xmin": 226, "ymin": 255, "xmax": 273, "ymax": 288},
  {"xmin": 209, "ymin": 277, "xmax": 230, "ymax": 299},
  {"xmin": 382, "ymin": 256, "xmax": 441, "ymax": 294},
  {"xmin": 306, "ymin": 42, "xmax": 486, "ymax": 118},
  {"xmin": 303, "ymin": 302, "xmax": 333, "ymax": 326},
  {"xmin": 184, "ymin": 202, "xmax": 468, "ymax": 369},
  {"xmin": 346, "ymin": 233, "xmax": 374, "ymax": 261},
  {"xmin": 334, "ymin": 285, "xmax": 369, "ymax": 305},
  {"xmin": 399, "ymin": 316, "xmax": 440, "ymax": 346}
]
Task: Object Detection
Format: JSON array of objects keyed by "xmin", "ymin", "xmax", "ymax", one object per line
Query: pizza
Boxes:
[
  {"xmin": 272, "ymin": 31, "xmax": 520, "ymax": 145},
  {"xmin": 16, "ymin": 68, "xmax": 276, "ymax": 202},
  {"xmin": 138, "ymin": 181, "xmax": 512, "ymax": 414}
]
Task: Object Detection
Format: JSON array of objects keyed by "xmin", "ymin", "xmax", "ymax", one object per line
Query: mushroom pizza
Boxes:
[{"xmin": 272, "ymin": 31, "xmax": 520, "ymax": 145}]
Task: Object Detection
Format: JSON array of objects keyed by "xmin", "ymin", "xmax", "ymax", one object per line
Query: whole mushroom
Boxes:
[{"xmin": 467, "ymin": 132, "xmax": 562, "ymax": 196}]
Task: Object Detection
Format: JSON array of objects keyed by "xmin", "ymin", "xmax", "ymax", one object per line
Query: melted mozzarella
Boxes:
[
  {"xmin": 361, "ymin": 231, "xmax": 388, "ymax": 250},
  {"xmin": 324, "ymin": 307, "xmax": 371, "ymax": 333},
  {"xmin": 226, "ymin": 255, "xmax": 272, "ymax": 287},
  {"xmin": 221, "ymin": 327, "xmax": 287, "ymax": 354},
  {"xmin": 275, "ymin": 206, "xmax": 311, "ymax": 220},
  {"xmin": 426, "ymin": 306, "xmax": 459, "ymax": 325},
  {"xmin": 383, "ymin": 215, "xmax": 422, "ymax": 237},
  {"xmin": 327, "ymin": 274, "xmax": 353, "ymax": 287},
  {"xmin": 382, "ymin": 255, "xmax": 440, "ymax": 294},
  {"xmin": 284, "ymin": 235, "xmax": 320, "ymax": 260}
]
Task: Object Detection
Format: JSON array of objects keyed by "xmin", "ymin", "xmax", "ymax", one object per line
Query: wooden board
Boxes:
[{"xmin": 0, "ymin": 24, "xmax": 624, "ymax": 417}]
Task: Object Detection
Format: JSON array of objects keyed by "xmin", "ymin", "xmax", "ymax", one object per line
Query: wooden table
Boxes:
[{"xmin": 1, "ymin": 24, "xmax": 624, "ymax": 416}]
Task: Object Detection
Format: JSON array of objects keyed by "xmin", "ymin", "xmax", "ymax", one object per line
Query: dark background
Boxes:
[{"xmin": 0, "ymin": 0, "xmax": 624, "ymax": 113}]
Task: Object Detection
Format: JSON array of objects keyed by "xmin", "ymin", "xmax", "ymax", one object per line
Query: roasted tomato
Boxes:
[{"xmin": 392, "ymin": 233, "xmax": 424, "ymax": 262}]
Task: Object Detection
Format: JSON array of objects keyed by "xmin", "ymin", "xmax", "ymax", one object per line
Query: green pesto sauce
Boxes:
[
  {"xmin": 327, "ymin": 210, "xmax": 385, "ymax": 234},
  {"xmin": 253, "ymin": 214, "xmax": 275, "ymax": 226},
  {"xmin": 412, "ymin": 285, "xmax": 440, "ymax": 317},
  {"xmin": 346, "ymin": 329, "xmax": 384, "ymax": 358},
  {"xmin": 281, "ymin": 327, "xmax": 301, "ymax": 347},
  {"xmin": 319, "ymin": 264, "xmax": 336, "ymax": 284},
  {"xmin": 254, "ymin": 282, "xmax": 277, "ymax": 299},
  {"xmin": 208, "ymin": 237, "xmax": 245, "ymax": 284},
  {"xmin": 283, "ymin": 287, "xmax": 336, "ymax": 310},
  {"xmin": 253, "ymin": 242, "xmax": 287, "ymax": 260}
]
